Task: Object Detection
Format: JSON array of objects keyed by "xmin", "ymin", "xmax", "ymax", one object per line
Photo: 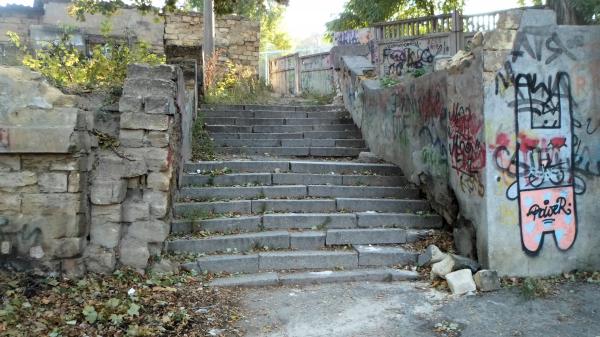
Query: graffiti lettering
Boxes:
[
  {"xmin": 511, "ymin": 29, "xmax": 576, "ymax": 64},
  {"xmin": 448, "ymin": 103, "xmax": 485, "ymax": 196}
]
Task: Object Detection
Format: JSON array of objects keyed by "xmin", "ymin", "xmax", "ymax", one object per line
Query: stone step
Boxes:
[
  {"xmin": 325, "ymin": 228, "xmax": 409, "ymax": 245},
  {"xmin": 302, "ymin": 131, "xmax": 362, "ymax": 139},
  {"xmin": 354, "ymin": 245, "xmax": 419, "ymax": 266},
  {"xmin": 166, "ymin": 230, "xmax": 290, "ymax": 254},
  {"xmin": 202, "ymin": 110, "xmax": 350, "ymax": 119},
  {"xmin": 171, "ymin": 216, "xmax": 262, "ymax": 234},
  {"xmin": 251, "ymin": 199, "xmax": 337, "ymax": 213},
  {"xmin": 183, "ymin": 247, "xmax": 419, "ymax": 274},
  {"xmin": 308, "ymin": 185, "xmax": 419, "ymax": 199},
  {"xmin": 181, "ymin": 172, "xmax": 273, "ymax": 187},
  {"xmin": 209, "ymin": 269, "xmax": 419, "ymax": 287},
  {"xmin": 336, "ymin": 198, "xmax": 429, "ymax": 212},
  {"xmin": 186, "ymin": 160, "xmax": 291, "ymax": 173},
  {"xmin": 215, "ymin": 147, "xmax": 367, "ymax": 157},
  {"xmin": 168, "ymin": 228, "xmax": 430, "ymax": 254},
  {"xmin": 179, "ymin": 185, "xmax": 308, "ymax": 200},
  {"xmin": 185, "ymin": 160, "xmax": 402, "ymax": 175},
  {"xmin": 210, "ymin": 132, "xmax": 305, "ymax": 140},
  {"xmin": 205, "ymin": 117, "xmax": 353, "ymax": 126},
  {"xmin": 174, "ymin": 198, "xmax": 429, "ymax": 217},
  {"xmin": 171, "ymin": 212, "xmax": 442, "ymax": 234},
  {"xmin": 215, "ymin": 147, "xmax": 311, "ymax": 156},
  {"xmin": 259, "ymin": 250, "xmax": 358, "ymax": 270},
  {"xmin": 213, "ymin": 138, "xmax": 366, "ymax": 148},
  {"xmin": 356, "ymin": 212, "xmax": 443, "ymax": 229},
  {"xmin": 200, "ymin": 104, "xmax": 346, "ymax": 112},
  {"xmin": 250, "ymin": 124, "xmax": 358, "ymax": 133},
  {"xmin": 181, "ymin": 172, "xmax": 406, "ymax": 187},
  {"xmin": 210, "ymin": 131, "xmax": 363, "ymax": 140},
  {"xmin": 289, "ymin": 161, "xmax": 402, "ymax": 175},
  {"xmin": 179, "ymin": 185, "xmax": 425, "ymax": 202}
]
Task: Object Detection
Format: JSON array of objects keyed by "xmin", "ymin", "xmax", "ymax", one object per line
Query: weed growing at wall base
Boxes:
[
  {"xmin": 7, "ymin": 31, "xmax": 164, "ymax": 93},
  {"xmin": 203, "ymin": 51, "xmax": 271, "ymax": 104}
]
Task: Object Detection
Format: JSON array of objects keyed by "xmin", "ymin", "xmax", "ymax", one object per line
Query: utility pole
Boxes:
[{"xmin": 203, "ymin": 0, "xmax": 215, "ymax": 65}]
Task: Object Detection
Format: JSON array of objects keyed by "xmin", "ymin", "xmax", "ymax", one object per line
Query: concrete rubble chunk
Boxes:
[
  {"xmin": 431, "ymin": 255, "xmax": 455, "ymax": 279},
  {"xmin": 451, "ymin": 254, "xmax": 480, "ymax": 273},
  {"xmin": 417, "ymin": 244, "xmax": 447, "ymax": 267},
  {"xmin": 446, "ymin": 269, "xmax": 477, "ymax": 295},
  {"xmin": 473, "ymin": 270, "xmax": 501, "ymax": 292},
  {"xmin": 431, "ymin": 254, "xmax": 480, "ymax": 279}
]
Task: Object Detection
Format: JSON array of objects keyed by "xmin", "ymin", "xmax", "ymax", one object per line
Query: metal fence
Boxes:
[{"xmin": 270, "ymin": 7, "xmax": 542, "ymax": 95}]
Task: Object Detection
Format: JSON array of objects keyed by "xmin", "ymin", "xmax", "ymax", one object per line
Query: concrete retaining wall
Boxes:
[{"xmin": 336, "ymin": 9, "xmax": 600, "ymax": 276}]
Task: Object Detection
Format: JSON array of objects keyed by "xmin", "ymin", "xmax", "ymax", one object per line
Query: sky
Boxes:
[{"xmin": 1, "ymin": 0, "xmax": 528, "ymax": 40}]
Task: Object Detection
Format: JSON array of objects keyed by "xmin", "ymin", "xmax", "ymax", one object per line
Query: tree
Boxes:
[
  {"xmin": 186, "ymin": 0, "xmax": 292, "ymax": 51},
  {"xmin": 325, "ymin": 0, "xmax": 464, "ymax": 35},
  {"xmin": 68, "ymin": 0, "xmax": 288, "ymax": 20},
  {"xmin": 517, "ymin": 0, "xmax": 598, "ymax": 25}
]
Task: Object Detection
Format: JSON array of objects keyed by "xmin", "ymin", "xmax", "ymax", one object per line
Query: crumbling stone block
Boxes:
[
  {"xmin": 474, "ymin": 270, "xmax": 501, "ymax": 292},
  {"xmin": 446, "ymin": 269, "xmax": 477, "ymax": 295},
  {"xmin": 38, "ymin": 172, "xmax": 68, "ymax": 193}
]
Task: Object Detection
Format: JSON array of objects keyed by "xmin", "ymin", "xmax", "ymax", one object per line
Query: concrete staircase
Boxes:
[{"xmin": 169, "ymin": 104, "xmax": 442, "ymax": 286}]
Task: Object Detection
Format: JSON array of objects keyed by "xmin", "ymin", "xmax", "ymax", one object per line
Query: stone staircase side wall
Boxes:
[
  {"xmin": 0, "ymin": 64, "xmax": 193, "ymax": 276},
  {"xmin": 334, "ymin": 9, "xmax": 600, "ymax": 277}
]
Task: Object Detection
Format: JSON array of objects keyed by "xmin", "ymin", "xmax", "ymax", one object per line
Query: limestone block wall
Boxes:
[
  {"xmin": 88, "ymin": 64, "xmax": 185, "ymax": 273},
  {"xmin": 0, "ymin": 66, "xmax": 92, "ymax": 274},
  {"xmin": 0, "ymin": 64, "xmax": 192, "ymax": 276},
  {"xmin": 336, "ymin": 9, "xmax": 600, "ymax": 276},
  {"xmin": 165, "ymin": 12, "xmax": 260, "ymax": 71}
]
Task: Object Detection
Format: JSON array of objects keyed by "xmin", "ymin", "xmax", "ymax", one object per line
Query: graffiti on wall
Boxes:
[
  {"xmin": 334, "ymin": 28, "xmax": 373, "ymax": 46},
  {"xmin": 448, "ymin": 103, "xmax": 485, "ymax": 196},
  {"xmin": 492, "ymin": 27, "xmax": 592, "ymax": 255},
  {"xmin": 381, "ymin": 38, "xmax": 449, "ymax": 77},
  {"xmin": 394, "ymin": 82, "xmax": 449, "ymax": 177}
]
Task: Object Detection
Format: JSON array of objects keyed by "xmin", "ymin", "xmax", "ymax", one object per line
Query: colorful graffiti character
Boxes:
[{"xmin": 506, "ymin": 71, "xmax": 585, "ymax": 254}]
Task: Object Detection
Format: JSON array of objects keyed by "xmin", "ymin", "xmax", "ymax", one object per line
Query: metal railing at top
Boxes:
[
  {"xmin": 373, "ymin": 13, "xmax": 455, "ymax": 40},
  {"xmin": 373, "ymin": 6, "xmax": 546, "ymax": 41}
]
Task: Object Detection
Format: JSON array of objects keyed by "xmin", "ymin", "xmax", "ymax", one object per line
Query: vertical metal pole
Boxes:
[{"xmin": 203, "ymin": 0, "xmax": 215, "ymax": 63}]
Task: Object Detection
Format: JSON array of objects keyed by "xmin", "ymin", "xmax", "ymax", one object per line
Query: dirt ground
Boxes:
[{"xmin": 234, "ymin": 280, "xmax": 600, "ymax": 337}]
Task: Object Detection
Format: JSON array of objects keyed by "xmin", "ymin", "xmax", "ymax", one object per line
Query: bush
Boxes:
[
  {"xmin": 203, "ymin": 50, "xmax": 271, "ymax": 104},
  {"xmin": 7, "ymin": 30, "xmax": 164, "ymax": 93}
]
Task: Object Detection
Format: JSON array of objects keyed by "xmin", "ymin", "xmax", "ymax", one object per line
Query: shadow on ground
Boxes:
[{"xmin": 235, "ymin": 281, "xmax": 600, "ymax": 337}]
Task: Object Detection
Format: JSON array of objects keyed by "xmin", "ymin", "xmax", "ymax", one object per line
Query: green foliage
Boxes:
[
  {"xmin": 412, "ymin": 68, "xmax": 427, "ymax": 78},
  {"xmin": 326, "ymin": 0, "xmax": 464, "ymax": 37},
  {"xmin": 380, "ymin": 76, "xmax": 400, "ymax": 87},
  {"xmin": 204, "ymin": 60, "xmax": 271, "ymax": 104},
  {"xmin": 518, "ymin": 0, "xmax": 598, "ymax": 24},
  {"xmin": 300, "ymin": 91, "xmax": 334, "ymax": 105},
  {"xmin": 7, "ymin": 30, "xmax": 164, "ymax": 93},
  {"xmin": 520, "ymin": 277, "xmax": 551, "ymax": 299}
]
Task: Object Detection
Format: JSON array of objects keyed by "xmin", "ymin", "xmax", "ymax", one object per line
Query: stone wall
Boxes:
[
  {"xmin": 335, "ymin": 9, "xmax": 600, "ymax": 276},
  {"xmin": 0, "ymin": 63, "xmax": 193, "ymax": 276},
  {"xmin": 0, "ymin": 1, "xmax": 260, "ymax": 75},
  {"xmin": 0, "ymin": 66, "xmax": 92, "ymax": 275},
  {"xmin": 0, "ymin": 5, "xmax": 41, "ymax": 65},
  {"xmin": 165, "ymin": 12, "xmax": 260, "ymax": 71}
]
